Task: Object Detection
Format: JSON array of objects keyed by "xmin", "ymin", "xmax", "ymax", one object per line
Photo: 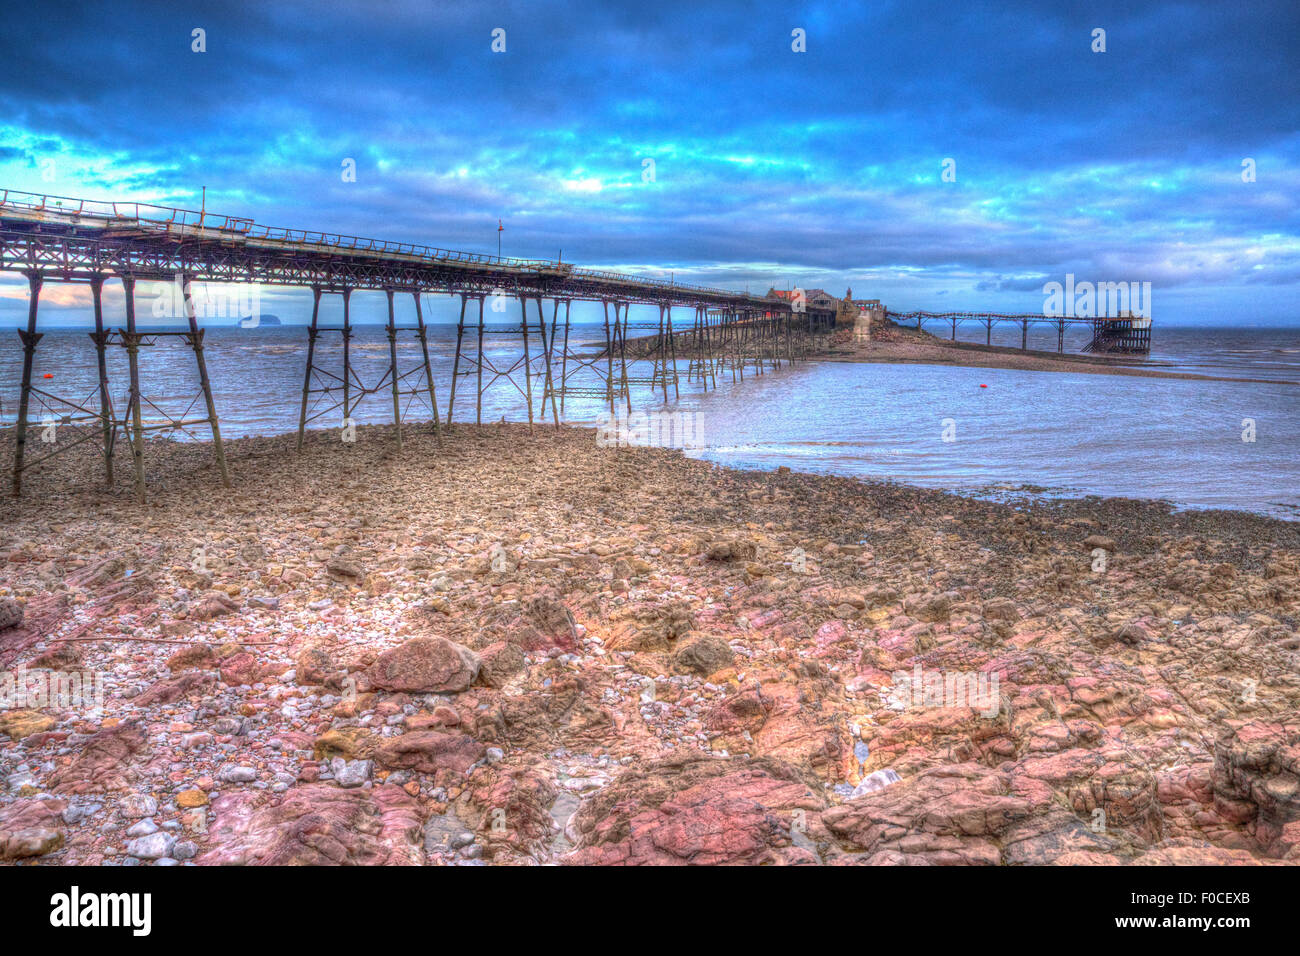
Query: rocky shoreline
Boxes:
[{"xmin": 1, "ymin": 423, "xmax": 1298, "ymax": 865}]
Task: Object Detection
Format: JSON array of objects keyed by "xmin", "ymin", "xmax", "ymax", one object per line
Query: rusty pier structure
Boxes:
[
  {"xmin": 0, "ymin": 189, "xmax": 837, "ymax": 501},
  {"xmin": 887, "ymin": 310, "xmax": 1152, "ymax": 355}
]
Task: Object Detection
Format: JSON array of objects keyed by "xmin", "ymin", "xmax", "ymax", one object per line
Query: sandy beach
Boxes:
[{"xmin": 1, "ymin": 423, "xmax": 1298, "ymax": 865}]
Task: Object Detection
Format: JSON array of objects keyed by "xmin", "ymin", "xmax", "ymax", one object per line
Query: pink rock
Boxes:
[
  {"xmin": 197, "ymin": 784, "xmax": 423, "ymax": 865},
  {"xmin": 365, "ymin": 636, "xmax": 480, "ymax": 693}
]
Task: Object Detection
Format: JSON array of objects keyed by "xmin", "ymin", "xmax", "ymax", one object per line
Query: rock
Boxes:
[
  {"xmin": 126, "ymin": 831, "xmax": 175, "ymax": 860},
  {"xmin": 196, "ymin": 784, "xmax": 424, "ymax": 865},
  {"xmin": 849, "ymin": 769, "xmax": 902, "ymax": 799},
  {"xmin": 0, "ymin": 710, "xmax": 56, "ymax": 741},
  {"xmin": 451, "ymin": 762, "xmax": 558, "ymax": 862},
  {"xmin": 135, "ymin": 671, "xmax": 213, "ymax": 706},
  {"xmin": 565, "ymin": 756, "xmax": 825, "ymax": 866},
  {"xmin": 219, "ymin": 651, "xmax": 261, "ymax": 686},
  {"xmin": 0, "ymin": 596, "xmax": 23, "ymax": 630},
  {"xmin": 1084, "ymin": 535, "xmax": 1117, "ymax": 552},
  {"xmin": 672, "ymin": 636, "xmax": 734, "ymax": 676},
  {"xmin": 166, "ymin": 643, "xmax": 217, "ymax": 672},
  {"xmin": 29, "ymin": 642, "xmax": 82, "ymax": 670},
  {"xmin": 366, "ymin": 636, "xmax": 480, "ymax": 694},
  {"xmin": 4, "ymin": 827, "xmax": 62, "ymax": 859},
  {"xmin": 477, "ymin": 641, "xmax": 525, "ymax": 687},
  {"xmin": 371, "ymin": 731, "xmax": 486, "ymax": 775},
  {"xmin": 705, "ymin": 538, "xmax": 758, "ymax": 562},
  {"xmin": 903, "ymin": 591, "xmax": 956, "ymax": 623},
  {"xmin": 1112, "ymin": 623, "xmax": 1148, "ymax": 646},
  {"xmin": 125, "ymin": 818, "xmax": 158, "ymax": 837},
  {"xmin": 509, "ymin": 594, "xmax": 579, "ymax": 652},
  {"xmin": 217, "ymin": 765, "xmax": 258, "ymax": 784},
  {"xmin": 295, "ymin": 646, "xmax": 341, "ymax": 686},
  {"xmin": 48, "ymin": 723, "xmax": 148, "ymax": 794},
  {"xmin": 326, "ymin": 554, "xmax": 364, "ymax": 579},
  {"xmin": 119, "ymin": 793, "xmax": 158, "ymax": 819},
  {"xmin": 190, "ymin": 591, "xmax": 239, "ymax": 621},
  {"xmin": 176, "ymin": 789, "xmax": 209, "ymax": 809},
  {"xmin": 330, "ymin": 757, "xmax": 373, "ymax": 788},
  {"xmin": 0, "ymin": 798, "xmax": 67, "ymax": 860},
  {"xmin": 981, "ymin": 597, "xmax": 1020, "ymax": 622},
  {"xmin": 313, "ymin": 726, "xmax": 373, "ymax": 761},
  {"xmin": 1212, "ymin": 722, "xmax": 1300, "ymax": 858},
  {"xmin": 213, "ymin": 716, "xmax": 245, "ymax": 736},
  {"xmin": 821, "ymin": 763, "xmax": 1104, "ymax": 865}
]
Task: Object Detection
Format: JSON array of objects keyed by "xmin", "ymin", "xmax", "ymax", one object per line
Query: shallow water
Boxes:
[{"xmin": 2, "ymin": 322, "xmax": 1297, "ymax": 519}]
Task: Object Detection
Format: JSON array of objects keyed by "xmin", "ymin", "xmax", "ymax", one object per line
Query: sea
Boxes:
[{"xmin": 2, "ymin": 318, "xmax": 1297, "ymax": 519}]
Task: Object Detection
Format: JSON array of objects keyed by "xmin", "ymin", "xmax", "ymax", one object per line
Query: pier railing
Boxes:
[{"xmin": 0, "ymin": 188, "xmax": 751, "ymax": 302}]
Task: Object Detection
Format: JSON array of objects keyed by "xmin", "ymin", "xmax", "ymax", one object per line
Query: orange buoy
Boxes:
[
  {"xmin": 979, "ymin": 384, "xmax": 987, "ymax": 388},
  {"xmin": 43, "ymin": 373, "xmax": 53, "ymax": 379}
]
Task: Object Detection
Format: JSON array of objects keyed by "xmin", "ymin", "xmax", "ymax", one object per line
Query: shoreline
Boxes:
[
  {"xmin": 822, "ymin": 330, "xmax": 1300, "ymax": 386},
  {"xmin": 2, "ymin": 423, "xmax": 1299, "ymax": 866},
  {"xmin": 0, "ymin": 421, "xmax": 1295, "ymax": 525}
]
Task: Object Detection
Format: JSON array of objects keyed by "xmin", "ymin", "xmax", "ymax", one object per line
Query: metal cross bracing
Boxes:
[
  {"xmin": 1, "ymin": 188, "xmax": 839, "ymax": 499},
  {"xmin": 294, "ymin": 285, "xmax": 442, "ymax": 452},
  {"xmin": 540, "ymin": 298, "xmax": 632, "ymax": 417},
  {"xmin": 444, "ymin": 290, "xmax": 561, "ymax": 429},
  {"xmin": 6, "ymin": 269, "xmax": 229, "ymax": 502},
  {"xmin": 886, "ymin": 310, "xmax": 1152, "ymax": 355}
]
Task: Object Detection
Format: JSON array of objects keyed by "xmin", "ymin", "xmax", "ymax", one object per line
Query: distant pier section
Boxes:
[{"xmin": 874, "ymin": 306, "xmax": 1152, "ymax": 355}]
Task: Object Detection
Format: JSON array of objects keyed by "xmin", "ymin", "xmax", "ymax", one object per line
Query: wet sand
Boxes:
[{"xmin": 825, "ymin": 328, "xmax": 1299, "ymax": 386}]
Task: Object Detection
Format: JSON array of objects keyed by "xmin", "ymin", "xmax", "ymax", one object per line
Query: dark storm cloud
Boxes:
[{"xmin": 0, "ymin": 0, "xmax": 1297, "ymax": 321}]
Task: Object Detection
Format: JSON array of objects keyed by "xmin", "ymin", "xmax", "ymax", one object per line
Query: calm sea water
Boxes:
[{"xmin": 2, "ymin": 321, "xmax": 1297, "ymax": 519}]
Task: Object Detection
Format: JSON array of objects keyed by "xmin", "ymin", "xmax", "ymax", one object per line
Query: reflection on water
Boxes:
[{"xmin": 1, "ymin": 324, "xmax": 1297, "ymax": 519}]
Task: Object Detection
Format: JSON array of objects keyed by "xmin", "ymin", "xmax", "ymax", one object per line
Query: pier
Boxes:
[
  {"xmin": 886, "ymin": 310, "xmax": 1153, "ymax": 355},
  {"xmin": 0, "ymin": 189, "xmax": 837, "ymax": 501}
]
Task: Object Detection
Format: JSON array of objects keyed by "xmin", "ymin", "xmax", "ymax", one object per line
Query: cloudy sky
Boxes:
[{"xmin": 1, "ymin": 0, "xmax": 1297, "ymax": 325}]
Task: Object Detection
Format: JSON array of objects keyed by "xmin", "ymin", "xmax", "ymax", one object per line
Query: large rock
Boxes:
[
  {"xmin": 219, "ymin": 651, "xmax": 262, "ymax": 686},
  {"xmin": 672, "ymin": 635, "xmax": 734, "ymax": 676},
  {"xmin": 0, "ymin": 709, "xmax": 56, "ymax": 741},
  {"xmin": 819, "ymin": 762, "xmax": 1129, "ymax": 865},
  {"xmin": 189, "ymin": 591, "xmax": 238, "ymax": 621},
  {"xmin": 166, "ymin": 643, "xmax": 217, "ymax": 672},
  {"xmin": 196, "ymin": 784, "xmax": 424, "ymax": 865},
  {"xmin": 47, "ymin": 722, "xmax": 148, "ymax": 794},
  {"xmin": 903, "ymin": 591, "xmax": 957, "ymax": 624},
  {"xmin": 477, "ymin": 641, "xmax": 525, "ymax": 688},
  {"xmin": 1212, "ymin": 721, "xmax": 1300, "ymax": 859},
  {"xmin": 564, "ymin": 756, "xmax": 825, "ymax": 865},
  {"xmin": 507, "ymin": 594, "xmax": 579, "ymax": 652},
  {"xmin": 453, "ymin": 762, "xmax": 559, "ymax": 862},
  {"xmin": 365, "ymin": 636, "xmax": 480, "ymax": 693},
  {"xmin": 705, "ymin": 538, "xmax": 758, "ymax": 562},
  {"xmin": 371, "ymin": 731, "xmax": 486, "ymax": 775},
  {"xmin": 0, "ymin": 797, "xmax": 67, "ymax": 860},
  {"xmin": 135, "ymin": 671, "xmax": 213, "ymax": 706},
  {"xmin": 0, "ymin": 597, "xmax": 23, "ymax": 631},
  {"xmin": 705, "ymin": 683, "xmax": 844, "ymax": 779}
]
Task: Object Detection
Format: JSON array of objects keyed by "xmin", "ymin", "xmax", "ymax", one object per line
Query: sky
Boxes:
[{"xmin": 1, "ymin": 0, "xmax": 1298, "ymax": 326}]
